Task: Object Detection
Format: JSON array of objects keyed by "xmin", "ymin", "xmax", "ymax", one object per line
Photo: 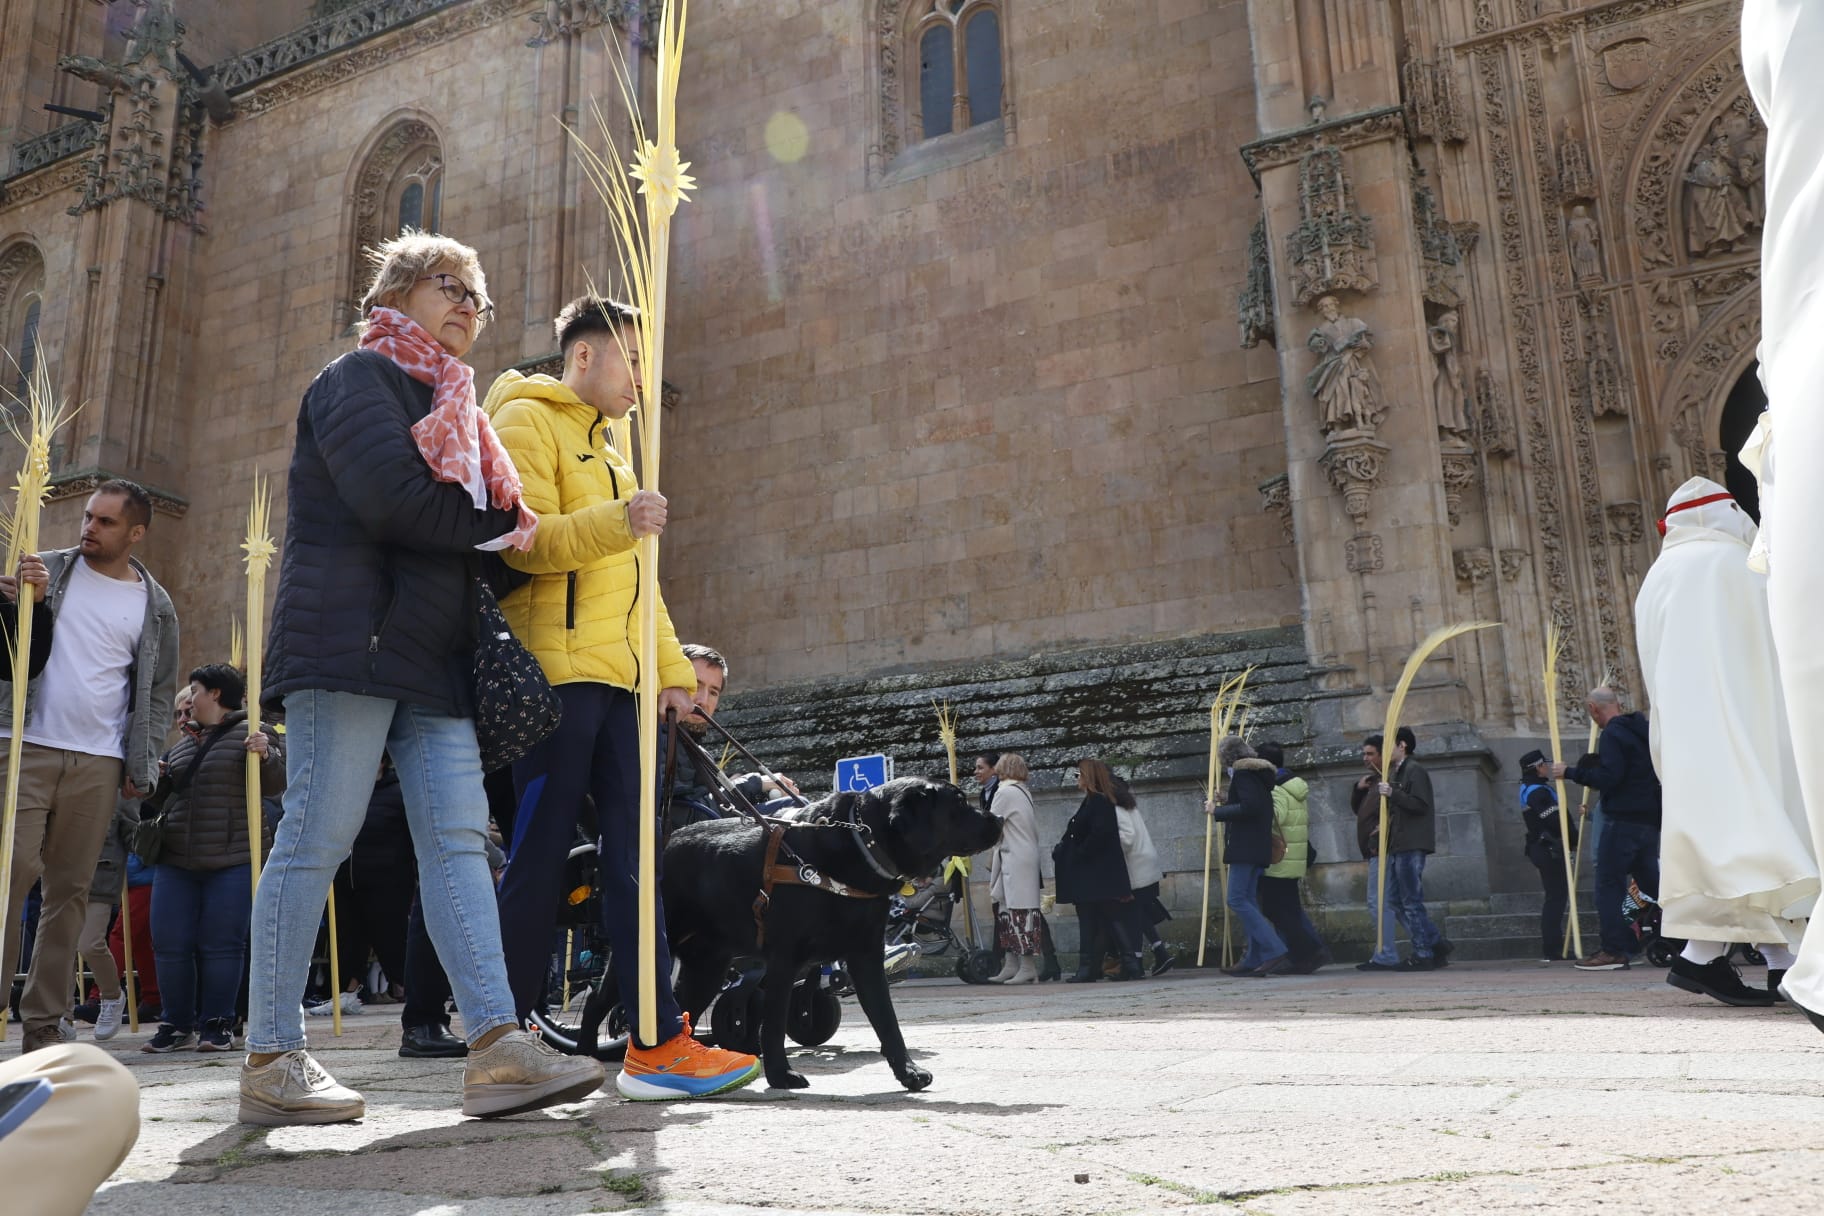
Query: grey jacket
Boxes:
[{"xmin": 0, "ymin": 546, "xmax": 180, "ymax": 792}]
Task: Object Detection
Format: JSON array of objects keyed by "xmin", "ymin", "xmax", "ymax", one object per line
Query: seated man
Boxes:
[{"xmin": 661, "ymin": 644, "xmax": 798, "ymax": 832}]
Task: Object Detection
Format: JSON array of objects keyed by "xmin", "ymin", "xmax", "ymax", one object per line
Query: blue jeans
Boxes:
[
  {"xmin": 1365, "ymin": 856, "xmax": 1401, "ymax": 964},
  {"xmin": 150, "ymin": 863, "xmax": 251, "ymax": 1031},
  {"xmin": 1596, "ymin": 818, "xmax": 1661, "ymax": 957},
  {"xmin": 1227, "ymin": 862, "xmax": 1287, "ymax": 967},
  {"xmin": 1388, "ymin": 850, "xmax": 1441, "ymax": 958},
  {"xmin": 247, "ymin": 690, "xmax": 517, "ymax": 1053}
]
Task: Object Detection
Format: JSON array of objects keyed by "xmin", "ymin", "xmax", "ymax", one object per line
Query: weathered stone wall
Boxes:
[{"xmin": 660, "ymin": 0, "xmax": 1298, "ymax": 690}]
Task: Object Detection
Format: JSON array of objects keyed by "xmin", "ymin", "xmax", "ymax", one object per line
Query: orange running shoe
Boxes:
[{"xmin": 616, "ymin": 1014, "xmax": 761, "ymax": 1100}]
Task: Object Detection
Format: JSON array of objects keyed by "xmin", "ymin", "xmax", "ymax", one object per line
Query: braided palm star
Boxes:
[{"xmin": 629, "ymin": 139, "xmax": 696, "ymax": 218}]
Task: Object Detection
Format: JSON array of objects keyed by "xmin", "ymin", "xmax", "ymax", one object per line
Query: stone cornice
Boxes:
[
  {"xmin": 0, "ymin": 155, "xmax": 90, "ymax": 211},
  {"xmin": 48, "ymin": 470, "xmax": 189, "ymax": 519},
  {"xmin": 1452, "ymin": 0, "xmax": 1697, "ymax": 53},
  {"xmin": 220, "ymin": 0, "xmax": 527, "ymax": 122},
  {"xmin": 1240, "ymin": 106, "xmax": 1406, "ymax": 182}
]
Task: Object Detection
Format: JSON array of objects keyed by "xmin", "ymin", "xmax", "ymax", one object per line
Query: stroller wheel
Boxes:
[
  {"xmin": 787, "ymin": 984, "xmax": 843, "ymax": 1046},
  {"xmin": 956, "ymin": 948, "xmax": 999, "ymax": 985},
  {"xmin": 1644, "ymin": 938, "xmax": 1676, "ymax": 968},
  {"xmin": 528, "ymin": 985, "xmax": 630, "ymax": 1061},
  {"xmin": 708, "ymin": 982, "xmax": 763, "ymax": 1055}
]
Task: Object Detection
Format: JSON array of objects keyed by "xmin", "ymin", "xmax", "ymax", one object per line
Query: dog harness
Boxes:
[{"xmin": 751, "ymin": 821, "xmax": 881, "ymax": 948}]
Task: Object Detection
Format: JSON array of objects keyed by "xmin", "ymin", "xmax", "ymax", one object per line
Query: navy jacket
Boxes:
[
  {"xmin": 1565, "ymin": 712, "xmax": 1661, "ymax": 828},
  {"xmin": 1209, "ymin": 758, "xmax": 1278, "ymax": 866},
  {"xmin": 265, "ymin": 350, "xmax": 524, "ymax": 716}
]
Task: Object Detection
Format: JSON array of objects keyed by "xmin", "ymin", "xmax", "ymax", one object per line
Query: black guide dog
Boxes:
[{"xmin": 663, "ymin": 776, "xmax": 1003, "ymax": 1091}]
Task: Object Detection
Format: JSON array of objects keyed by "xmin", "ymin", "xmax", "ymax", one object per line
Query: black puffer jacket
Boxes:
[
  {"xmin": 264, "ymin": 350, "xmax": 525, "ymax": 715},
  {"xmin": 1051, "ymin": 792, "xmax": 1132, "ymax": 904},
  {"xmin": 157, "ymin": 711, "xmax": 284, "ymax": 871},
  {"xmin": 1565, "ymin": 712, "xmax": 1661, "ymax": 828},
  {"xmin": 1209, "ymin": 758, "xmax": 1278, "ymax": 866}
]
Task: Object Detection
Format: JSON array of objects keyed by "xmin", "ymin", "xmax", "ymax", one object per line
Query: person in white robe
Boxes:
[
  {"xmin": 1743, "ymin": 0, "xmax": 1824, "ymax": 1030},
  {"xmin": 1636, "ymin": 478, "xmax": 1816, "ymax": 1007}
]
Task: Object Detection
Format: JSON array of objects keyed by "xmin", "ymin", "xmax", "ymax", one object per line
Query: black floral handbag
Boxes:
[{"xmin": 472, "ymin": 579, "xmax": 562, "ymax": 773}]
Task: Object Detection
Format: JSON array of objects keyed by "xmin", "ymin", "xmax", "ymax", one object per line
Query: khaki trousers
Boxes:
[
  {"xmin": 0, "ymin": 1042, "xmax": 139, "ymax": 1216},
  {"xmin": 76, "ymin": 899, "xmax": 121, "ymax": 1000},
  {"xmin": 0, "ymin": 743, "xmax": 124, "ymax": 1032}
]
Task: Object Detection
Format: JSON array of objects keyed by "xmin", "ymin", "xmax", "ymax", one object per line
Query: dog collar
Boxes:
[{"xmin": 849, "ymin": 824, "xmax": 908, "ymax": 884}]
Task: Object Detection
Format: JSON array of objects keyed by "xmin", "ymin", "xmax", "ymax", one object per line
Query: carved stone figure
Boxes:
[
  {"xmin": 1428, "ymin": 310, "xmax": 1472, "ymax": 438},
  {"xmin": 1306, "ymin": 295, "xmax": 1385, "ymax": 438},
  {"xmin": 1557, "ymin": 122, "xmax": 1595, "ymax": 201},
  {"xmin": 1567, "ymin": 206, "xmax": 1603, "ymax": 283},
  {"xmin": 1685, "ymin": 134, "xmax": 1753, "ymax": 257}
]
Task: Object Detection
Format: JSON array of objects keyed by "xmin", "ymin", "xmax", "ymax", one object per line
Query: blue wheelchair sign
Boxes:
[{"xmin": 834, "ymin": 753, "xmax": 893, "ymax": 792}]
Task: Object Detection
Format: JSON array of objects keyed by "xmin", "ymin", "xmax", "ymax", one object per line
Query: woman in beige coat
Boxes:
[{"xmin": 987, "ymin": 754, "xmax": 1042, "ymax": 984}]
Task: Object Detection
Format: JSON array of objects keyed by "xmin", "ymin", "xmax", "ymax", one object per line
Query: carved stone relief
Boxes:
[
  {"xmin": 1440, "ymin": 448, "xmax": 1479, "ymax": 530},
  {"xmin": 1238, "ymin": 217, "xmax": 1276, "ymax": 349},
  {"xmin": 1307, "ymin": 295, "xmax": 1386, "ymax": 440},
  {"xmin": 1284, "ymin": 146, "xmax": 1379, "ymax": 307},
  {"xmin": 1258, "ymin": 474, "xmax": 1293, "ymax": 544},
  {"xmin": 1415, "ymin": 185, "xmax": 1469, "ymax": 309},
  {"xmin": 1683, "ymin": 116, "xmax": 1762, "ymax": 259},
  {"xmin": 1319, "ymin": 436, "xmax": 1391, "ymax": 531},
  {"xmin": 1557, "ymin": 122, "xmax": 1596, "ymax": 200},
  {"xmin": 1346, "ymin": 532, "xmax": 1384, "ymax": 575},
  {"xmin": 1453, "ymin": 546, "xmax": 1494, "ymax": 591},
  {"xmin": 1474, "ymin": 368, "xmax": 1516, "ymax": 457},
  {"xmin": 1404, "ymin": 48, "xmax": 1468, "ymax": 145},
  {"xmin": 1606, "ymin": 501, "xmax": 1645, "ymax": 577}
]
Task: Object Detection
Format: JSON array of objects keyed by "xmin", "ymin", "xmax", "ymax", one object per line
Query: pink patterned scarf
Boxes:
[{"xmin": 359, "ymin": 307, "xmax": 537, "ymax": 552}]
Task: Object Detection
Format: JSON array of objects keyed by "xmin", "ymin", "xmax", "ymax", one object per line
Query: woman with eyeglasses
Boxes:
[{"xmin": 241, "ymin": 232, "xmax": 605, "ymax": 1126}]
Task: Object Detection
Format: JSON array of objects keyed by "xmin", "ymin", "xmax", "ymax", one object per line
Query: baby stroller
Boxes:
[
  {"xmin": 1623, "ymin": 881, "xmax": 1683, "ymax": 967},
  {"xmin": 883, "ymin": 874, "xmax": 999, "ymax": 984}
]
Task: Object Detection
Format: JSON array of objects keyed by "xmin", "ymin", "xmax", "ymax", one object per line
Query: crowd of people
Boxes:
[{"xmin": 15, "ymin": 12, "xmax": 1824, "ymax": 1198}]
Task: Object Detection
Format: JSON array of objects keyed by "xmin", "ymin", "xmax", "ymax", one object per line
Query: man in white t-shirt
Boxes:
[{"xmin": 1, "ymin": 480, "xmax": 179, "ymax": 1054}]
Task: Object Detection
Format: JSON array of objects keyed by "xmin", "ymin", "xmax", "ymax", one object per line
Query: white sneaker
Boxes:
[
  {"xmin": 57, "ymin": 1016, "xmax": 77, "ymax": 1042},
  {"xmin": 304, "ymin": 993, "xmax": 365, "ymax": 1017},
  {"xmin": 95, "ymin": 995, "xmax": 126, "ymax": 1041}
]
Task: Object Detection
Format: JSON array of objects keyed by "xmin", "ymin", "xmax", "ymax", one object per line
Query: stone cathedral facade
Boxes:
[{"xmin": 0, "ymin": 0, "xmax": 1763, "ymax": 952}]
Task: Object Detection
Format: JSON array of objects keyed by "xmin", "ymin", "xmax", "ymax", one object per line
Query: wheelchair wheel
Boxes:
[
  {"xmin": 528, "ymin": 985, "xmax": 629, "ymax": 1061},
  {"xmin": 787, "ymin": 985, "xmax": 843, "ymax": 1047},
  {"xmin": 956, "ymin": 948, "xmax": 999, "ymax": 984},
  {"xmin": 708, "ymin": 983, "xmax": 763, "ymax": 1055}
]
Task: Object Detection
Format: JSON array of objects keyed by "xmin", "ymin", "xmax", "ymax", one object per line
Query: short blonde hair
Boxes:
[
  {"xmin": 358, "ymin": 230, "xmax": 491, "ymax": 335},
  {"xmin": 995, "ymin": 753, "xmax": 1029, "ymax": 782}
]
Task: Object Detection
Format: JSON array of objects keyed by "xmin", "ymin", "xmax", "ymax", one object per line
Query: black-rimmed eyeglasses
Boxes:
[{"xmin": 417, "ymin": 273, "xmax": 495, "ymax": 320}]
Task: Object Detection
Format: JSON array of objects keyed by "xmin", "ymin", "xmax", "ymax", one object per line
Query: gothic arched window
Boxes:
[
  {"xmin": 342, "ymin": 117, "xmax": 444, "ymax": 331},
  {"xmin": 876, "ymin": 0, "xmax": 1012, "ymax": 179},
  {"xmin": 0, "ymin": 242, "xmax": 47, "ymax": 401},
  {"xmin": 911, "ymin": 0, "xmax": 1004, "ymax": 142}
]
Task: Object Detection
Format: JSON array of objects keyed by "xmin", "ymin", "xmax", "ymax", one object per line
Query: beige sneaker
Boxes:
[
  {"xmin": 461, "ymin": 1029, "xmax": 605, "ymax": 1118},
  {"xmin": 239, "ymin": 1050, "xmax": 365, "ymax": 1125}
]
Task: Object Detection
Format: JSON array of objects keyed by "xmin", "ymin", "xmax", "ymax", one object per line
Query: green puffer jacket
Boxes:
[{"xmin": 1265, "ymin": 773, "xmax": 1310, "ymax": 880}]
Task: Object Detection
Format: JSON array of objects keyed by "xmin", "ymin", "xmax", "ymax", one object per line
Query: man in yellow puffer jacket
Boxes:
[{"xmin": 483, "ymin": 295, "xmax": 760, "ymax": 1100}]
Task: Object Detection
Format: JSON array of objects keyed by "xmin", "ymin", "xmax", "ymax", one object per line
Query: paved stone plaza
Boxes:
[{"xmin": 63, "ymin": 960, "xmax": 1823, "ymax": 1215}]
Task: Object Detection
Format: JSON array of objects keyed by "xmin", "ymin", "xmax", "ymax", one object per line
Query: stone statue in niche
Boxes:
[
  {"xmin": 1306, "ymin": 295, "xmax": 1386, "ymax": 438},
  {"xmin": 1685, "ymin": 130, "xmax": 1755, "ymax": 257},
  {"xmin": 1428, "ymin": 310, "xmax": 1472, "ymax": 439},
  {"xmin": 1567, "ymin": 206, "xmax": 1603, "ymax": 283}
]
